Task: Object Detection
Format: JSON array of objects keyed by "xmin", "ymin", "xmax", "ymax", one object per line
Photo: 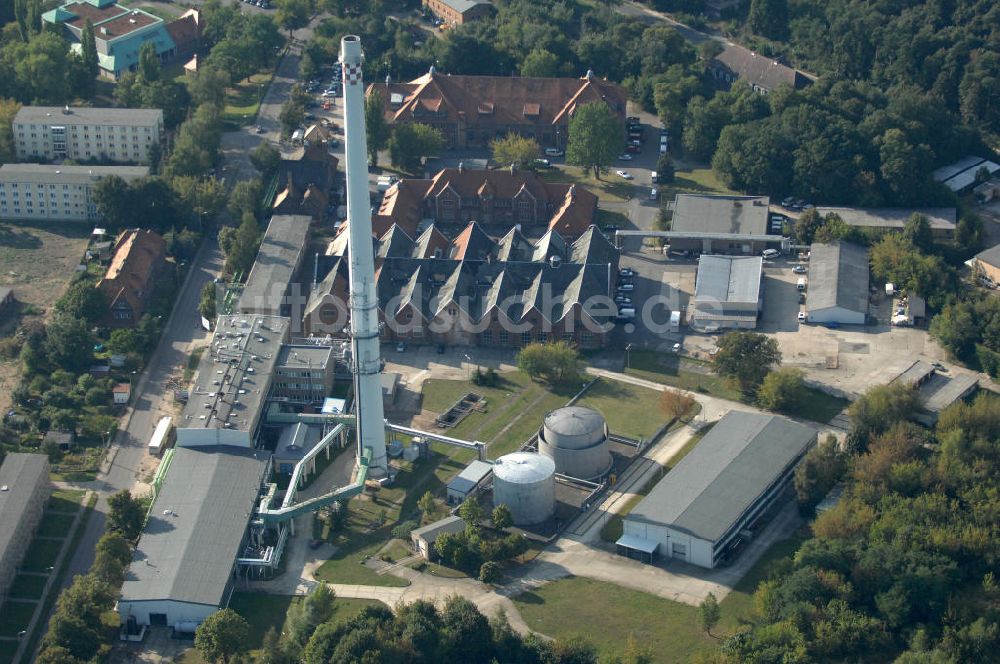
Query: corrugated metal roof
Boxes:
[
  {"xmin": 807, "ymin": 241, "xmax": 869, "ymax": 316},
  {"xmin": 447, "ymin": 460, "xmax": 493, "ymax": 495},
  {"xmin": 411, "ymin": 515, "xmax": 466, "ymax": 541},
  {"xmin": 627, "ymin": 412, "xmax": 815, "ymax": 543},
  {"xmin": 694, "ymin": 255, "xmax": 762, "ymax": 305},
  {"xmin": 120, "ymin": 447, "xmax": 267, "ymax": 606}
]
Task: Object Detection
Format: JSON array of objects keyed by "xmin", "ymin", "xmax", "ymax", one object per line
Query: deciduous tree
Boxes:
[
  {"xmin": 712, "ymin": 331, "xmax": 781, "ymax": 396},
  {"xmin": 516, "ymin": 341, "xmax": 582, "ymax": 385},
  {"xmin": 492, "ymin": 133, "xmax": 541, "ymax": 171},
  {"xmin": 108, "ymin": 489, "xmax": 145, "ymax": 541},
  {"xmin": 566, "ymin": 102, "xmax": 621, "ymax": 179},
  {"xmin": 389, "ymin": 123, "xmax": 444, "ymax": 173},
  {"xmin": 756, "ymin": 367, "xmax": 806, "ymax": 412},
  {"xmin": 195, "ymin": 609, "xmax": 250, "ymax": 664},
  {"xmin": 365, "ymin": 88, "xmax": 391, "ymax": 167},
  {"xmin": 699, "ymin": 592, "xmax": 721, "ymax": 635}
]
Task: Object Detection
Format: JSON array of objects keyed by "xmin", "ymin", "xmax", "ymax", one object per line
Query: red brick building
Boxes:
[
  {"xmin": 97, "ymin": 229, "xmax": 166, "ymax": 327},
  {"xmin": 368, "ymin": 70, "xmax": 627, "ymax": 150},
  {"xmin": 424, "ymin": 0, "xmax": 494, "ymax": 26}
]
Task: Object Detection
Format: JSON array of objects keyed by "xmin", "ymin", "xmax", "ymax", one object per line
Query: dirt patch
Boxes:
[{"xmin": 0, "ymin": 221, "xmax": 91, "ymax": 412}]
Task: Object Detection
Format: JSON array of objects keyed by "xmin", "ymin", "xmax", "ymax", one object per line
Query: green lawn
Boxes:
[
  {"xmin": 8, "ymin": 574, "xmax": 47, "ymax": 600},
  {"xmin": 222, "ymin": 71, "xmax": 274, "ymax": 129},
  {"xmin": 626, "ymin": 350, "xmax": 743, "ymax": 401},
  {"xmin": 0, "ymin": 600, "xmax": 37, "ymax": 636},
  {"xmin": 514, "ymin": 534, "xmax": 806, "ymax": 662},
  {"xmin": 37, "ymin": 513, "xmax": 75, "ymax": 539},
  {"xmin": 782, "ymin": 388, "xmax": 849, "ymax": 424},
  {"xmin": 47, "ymin": 489, "xmax": 85, "ymax": 514},
  {"xmin": 0, "ymin": 638, "xmax": 18, "ymax": 664},
  {"xmin": 539, "ymin": 165, "xmax": 635, "ymax": 203},
  {"xmin": 575, "ymin": 379, "xmax": 669, "ymax": 440},
  {"xmin": 20, "ymin": 539, "xmax": 62, "ymax": 573},
  {"xmin": 662, "ymin": 166, "xmax": 735, "ymax": 198}
]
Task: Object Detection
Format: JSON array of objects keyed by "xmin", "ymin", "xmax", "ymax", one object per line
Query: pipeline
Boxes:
[
  {"xmin": 386, "ymin": 422, "xmax": 486, "ymax": 459},
  {"xmin": 256, "ymin": 446, "xmax": 372, "ymax": 523},
  {"xmin": 283, "ymin": 423, "xmax": 346, "ymax": 508}
]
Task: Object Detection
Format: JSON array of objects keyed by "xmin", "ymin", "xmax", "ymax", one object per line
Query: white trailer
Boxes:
[{"xmin": 148, "ymin": 416, "xmax": 174, "ymax": 457}]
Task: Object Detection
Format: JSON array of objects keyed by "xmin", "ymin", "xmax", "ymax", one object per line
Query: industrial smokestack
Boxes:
[{"xmin": 340, "ymin": 35, "xmax": 388, "ymax": 476}]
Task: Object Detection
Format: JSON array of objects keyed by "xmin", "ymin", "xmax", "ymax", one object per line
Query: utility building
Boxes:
[
  {"xmin": 619, "ymin": 412, "xmax": 816, "ymax": 569},
  {"xmin": 691, "ymin": 255, "xmax": 763, "ymax": 330},
  {"xmin": 117, "ymin": 446, "xmax": 268, "ymax": 629},
  {"xmin": 806, "ymin": 241, "xmax": 869, "ymax": 326}
]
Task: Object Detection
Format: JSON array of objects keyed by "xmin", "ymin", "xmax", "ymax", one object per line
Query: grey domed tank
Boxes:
[
  {"xmin": 492, "ymin": 452, "xmax": 555, "ymax": 526},
  {"xmin": 538, "ymin": 406, "xmax": 611, "ymax": 481}
]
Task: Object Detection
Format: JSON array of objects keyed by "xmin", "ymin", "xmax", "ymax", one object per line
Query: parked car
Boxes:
[
  {"xmin": 615, "ymin": 170, "xmax": 633, "ymax": 180},
  {"xmin": 396, "ymin": 342, "xmax": 406, "ymax": 352},
  {"xmin": 614, "ymin": 294, "xmax": 632, "ymax": 305},
  {"xmin": 797, "ymin": 311, "xmax": 807, "ymax": 322},
  {"xmin": 626, "ymin": 116, "xmax": 640, "ymax": 126},
  {"xmin": 617, "ymin": 282, "xmax": 635, "ymax": 292},
  {"xmin": 671, "ymin": 342, "xmax": 681, "ymax": 353},
  {"xmin": 792, "ymin": 265, "xmax": 807, "ymax": 274},
  {"xmin": 544, "ymin": 148, "xmax": 564, "ymax": 157},
  {"xmin": 649, "ymin": 188, "xmax": 658, "ymax": 200},
  {"xmin": 617, "ymin": 153, "xmax": 633, "ymax": 161},
  {"xmin": 781, "ymin": 197, "xmax": 796, "ymax": 208},
  {"xmin": 534, "ymin": 158, "xmax": 551, "ymax": 168},
  {"xmin": 651, "ymin": 171, "xmax": 658, "ymax": 184},
  {"xmin": 254, "ymin": 125, "xmax": 264, "ymax": 134},
  {"xmin": 762, "ymin": 248, "xmax": 780, "ymax": 258},
  {"xmin": 619, "ymin": 267, "xmax": 636, "ymax": 278}
]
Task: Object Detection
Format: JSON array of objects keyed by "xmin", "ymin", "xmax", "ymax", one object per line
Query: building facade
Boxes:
[
  {"xmin": 273, "ymin": 345, "xmax": 335, "ymax": 405},
  {"xmin": 0, "ymin": 164, "xmax": 148, "ymax": 222},
  {"xmin": 43, "ymin": 1, "xmax": 200, "ymax": 80},
  {"xmin": 13, "ymin": 106, "xmax": 163, "ymax": 163},
  {"xmin": 691, "ymin": 255, "xmax": 763, "ymax": 330},
  {"xmin": 368, "ymin": 70, "xmax": 627, "ymax": 150},
  {"xmin": 97, "ymin": 229, "xmax": 167, "ymax": 327},
  {"xmin": 709, "ymin": 43, "xmax": 813, "ymax": 95},
  {"xmin": 0, "ymin": 454, "xmax": 51, "ymax": 601},
  {"xmin": 424, "ymin": 0, "xmax": 494, "ymax": 25}
]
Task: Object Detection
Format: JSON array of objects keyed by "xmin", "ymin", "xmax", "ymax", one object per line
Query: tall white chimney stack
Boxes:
[{"xmin": 340, "ymin": 35, "xmax": 388, "ymax": 476}]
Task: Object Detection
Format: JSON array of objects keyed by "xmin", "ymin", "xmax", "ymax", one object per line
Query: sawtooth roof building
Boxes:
[
  {"xmin": 308, "ymin": 223, "xmax": 619, "ymax": 348},
  {"xmin": 620, "ymin": 412, "xmax": 816, "ymax": 568},
  {"xmin": 691, "ymin": 255, "xmax": 763, "ymax": 330},
  {"xmin": 374, "ymin": 166, "xmax": 599, "ymax": 240},
  {"xmin": 368, "ymin": 69, "xmax": 627, "ymax": 150},
  {"xmin": 806, "ymin": 241, "xmax": 870, "ymax": 326},
  {"xmin": 117, "ymin": 446, "xmax": 269, "ymax": 629}
]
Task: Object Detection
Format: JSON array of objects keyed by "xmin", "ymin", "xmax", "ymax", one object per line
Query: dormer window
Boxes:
[
  {"xmin": 478, "ymin": 102, "xmax": 494, "ymax": 115},
  {"xmin": 523, "ymin": 103, "xmax": 540, "ymax": 118}
]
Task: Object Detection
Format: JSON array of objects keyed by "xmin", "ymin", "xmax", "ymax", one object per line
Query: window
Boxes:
[
  {"xmin": 582, "ymin": 332, "xmax": 594, "ymax": 345},
  {"xmin": 671, "ymin": 543, "xmax": 686, "ymax": 558},
  {"xmin": 499, "ymin": 329, "xmax": 509, "ymax": 345},
  {"xmin": 538, "ymin": 332, "xmax": 548, "ymax": 343},
  {"xmin": 563, "ymin": 333, "xmax": 574, "ymax": 343},
  {"xmin": 481, "ymin": 330, "xmax": 493, "ymax": 345},
  {"xmin": 521, "ymin": 332, "xmax": 531, "ymax": 346}
]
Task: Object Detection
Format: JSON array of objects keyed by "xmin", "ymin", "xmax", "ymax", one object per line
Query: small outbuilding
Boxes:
[
  {"xmin": 446, "ymin": 460, "xmax": 493, "ymax": 504},
  {"xmin": 113, "ymin": 383, "xmax": 131, "ymax": 404},
  {"xmin": 806, "ymin": 241, "xmax": 869, "ymax": 325},
  {"xmin": 411, "ymin": 515, "xmax": 466, "ymax": 560}
]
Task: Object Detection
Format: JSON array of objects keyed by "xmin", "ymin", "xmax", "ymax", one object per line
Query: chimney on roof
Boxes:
[
  {"xmin": 568, "ymin": 184, "xmax": 576, "ymax": 199},
  {"xmin": 458, "ymin": 161, "xmax": 463, "ymax": 173},
  {"xmin": 509, "ymin": 163, "xmax": 516, "ymax": 175},
  {"xmin": 585, "ymin": 69, "xmax": 594, "ymax": 80},
  {"xmin": 428, "ymin": 64, "xmax": 436, "ymax": 75},
  {"xmin": 385, "ymin": 73, "xmax": 391, "ymax": 85},
  {"xmin": 550, "ymin": 255, "xmax": 561, "ymax": 269},
  {"xmin": 63, "ymin": 105, "xmax": 71, "ymax": 115}
]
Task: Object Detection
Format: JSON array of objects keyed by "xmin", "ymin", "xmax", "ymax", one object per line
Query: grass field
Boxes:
[
  {"xmin": 539, "ymin": 165, "xmax": 636, "ymax": 203},
  {"xmin": 626, "ymin": 350, "xmax": 743, "ymax": 401},
  {"xmin": 514, "ymin": 533, "xmax": 807, "ymax": 662},
  {"xmin": 47, "ymin": 489, "xmax": 85, "ymax": 514},
  {"xmin": 0, "ymin": 600, "xmax": 36, "ymax": 636},
  {"xmin": 786, "ymin": 388, "xmax": 849, "ymax": 423},
  {"xmin": 37, "ymin": 513, "xmax": 76, "ymax": 538},
  {"xmin": 663, "ymin": 166, "xmax": 736, "ymax": 198},
  {"xmin": 0, "ymin": 639, "xmax": 17, "ymax": 664},
  {"xmin": 574, "ymin": 379, "xmax": 669, "ymax": 440},
  {"xmin": 222, "ymin": 71, "xmax": 274, "ymax": 129},
  {"xmin": 20, "ymin": 539, "xmax": 62, "ymax": 573},
  {"xmin": 8, "ymin": 574, "xmax": 47, "ymax": 600}
]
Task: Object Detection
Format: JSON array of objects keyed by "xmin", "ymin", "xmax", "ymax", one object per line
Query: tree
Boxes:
[
  {"xmin": 229, "ymin": 179, "xmax": 264, "ymax": 222},
  {"xmin": 279, "ymin": 95, "xmax": 305, "ymax": 139},
  {"xmin": 36, "ymin": 646, "xmax": 80, "ymax": 664},
  {"xmin": 521, "ymin": 48, "xmax": 562, "ymax": 77},
  {"xmin": 491, "ymin": 503, "xmax": 513, "ymax": 530},
  {"xmin": 287, "ymin": 584, "xmax": 336, "ymax": 646},
  {"xmin": 275, "ymin": 0, "xmax": 311, "ymax": 38},
  {"xmin": 458, "ymin": 496, "xmax": 485, "ymax": 527},
  {"xmin": 219, "ymin": 214, "xmax": 262, "ymax": 276},
  {"xmin": 365, "ymin": 88, "xmax": 391, "ymax": 167},
  {"xmin": 566, "ymin": 102, "xmax": 621, "ymax": 179},
  {"xmin": 491, "ymin": 133, "xmax": 541, "ymax": 171},
  {"xmin": 794, "ymin": 434, "xmax": 846, "ymax": 513},
  {"xmin": 199, "ymin": 281, "xmax": 217, "ymax": 321},
  {"xmin": 91, "ymin": 175, "xmax": 132, "ymax": 229},
  {"xmin": 756, "ymin": 367, "xmax": 806, "ymax": 412},
  {"xmin": 902, "ymin": 213, "xmax": 933, "ymax": 253},
  {"xmin": 656, "ymin": 152, "xmax": 675, "ymax": 183},
  {"xmin": 389, "ymin": 123, "xmax": 444, "ymax": 173},
  {"xmin": 44, "ymin": 314, "xmax": 93, "ymax": 374},
  {"xmin": 793, "ymin": 208, "xmax": 822, "ymax": 244},
  {"xmin": 107, "ymin": 489, "xmax": 145, "ymax": 541},
  {"xmin": 195, "ymin": 609, "xmax": 250, "ymax": 664},
  {"xmin": 55, "ymin": 278, "xmax": 105, "ymax": 325},
  {"xmin": 0, "ymin": 99, "xmax": 21, "ymax": 165},
  {"xmin": 91, "ymin": 532, "xmax": 131, "ymax": 585},
  {"xmin": 417, "ymin": 491, "xmax": 436, "ymax": 522},
  {"xmin": 516, "ymin": 341, "xmax": 582, "ymax": 384},
  {"xmin": 846, "ymin": 382, "xmax": 919, "ymax": 453},
  {"xmin": 137, "ymin": 42, "xmax": 160, "ymax": 83},
  {"xmin": 712, "ymin": 331, "xmax": 781, "ymax": 396},
  {"xmin": 171, "ymin": 176, "xmax": 227, "ymax": 227},
  {"xmin": 699, "ymin": 592, "xmax": 721, "ymax": 635},
  {"xmin": 80, "ymin": 20, "xmax": 99, "ymax": 84},
  {"xmin": 659, "ymin": 389, "xmax": 695, "ymax": 421},
  {"xmin": 250, "ymin": 142, "xmax": 281, "ymax": 179},
  {"xmin": 748, "ymin": 0, "xmax": 789, "ymax": 40},
  {"xmin": 188, "ymin": 66, "xmax": 229, "ymax": 108},
  {"xmin": 479, "ymin": 560, "xmax": 501, "ymax": 583}
]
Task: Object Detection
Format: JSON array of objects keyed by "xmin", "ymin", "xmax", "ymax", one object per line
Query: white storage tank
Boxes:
[
  {"xmin": 538, "ymin": 406, "xmax": 611, "ymax": 481},
  {"xmin": 492, "ymin": 452, "xmax": 555, "ymax": 526}
]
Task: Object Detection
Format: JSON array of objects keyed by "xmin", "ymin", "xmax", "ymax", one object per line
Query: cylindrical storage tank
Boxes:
[
  {"xmin": 537, "ymin": 406, "xmax": 611, "ymax": 481},
  {"xmin": 492, "ymin": 452, "xmax": 555, "ymax": 526}
]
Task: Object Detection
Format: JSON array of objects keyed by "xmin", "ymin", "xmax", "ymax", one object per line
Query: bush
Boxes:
[
  {"xmin": 479, "ymin": 561, "xmax": 502, "ymax": 584},
  {"xmin": 392, "ymin": 520, "xmax": 418, "ymax": 540}
]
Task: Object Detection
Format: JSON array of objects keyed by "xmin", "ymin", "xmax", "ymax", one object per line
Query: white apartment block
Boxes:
[
  {"xmin": 0, "ymin": 164, "xmax": 149, "ymax": 222},
  {"xmin": 13, "ymin": 106, "xmax": 163, "ymax": 164}
]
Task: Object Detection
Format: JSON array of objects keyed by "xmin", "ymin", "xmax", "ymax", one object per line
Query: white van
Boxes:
[
  {"xmin": 796, "ymin": 277, "xmax": 806, "ymax": 291},
  {"xmin": 762, "ymin": 248, "xmax": 780, "ymax": 259},
  {"xmin": 617, "ymin": 307, "xmax": 636, "ymax": 320}
]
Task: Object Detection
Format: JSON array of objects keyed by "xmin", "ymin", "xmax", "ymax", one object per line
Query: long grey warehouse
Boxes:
[
  {"xmin": 619, "ymin": 412, "xmax": 816, "ymax": 569},
  {"xmin": 117, "ymin": 446, "xmax": 269, "ymax": 629}
]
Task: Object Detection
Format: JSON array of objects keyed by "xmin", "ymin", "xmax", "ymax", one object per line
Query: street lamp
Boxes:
[{"xmin": 625, "ymin": 343, "xmax": 633, "ymax": 370}]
